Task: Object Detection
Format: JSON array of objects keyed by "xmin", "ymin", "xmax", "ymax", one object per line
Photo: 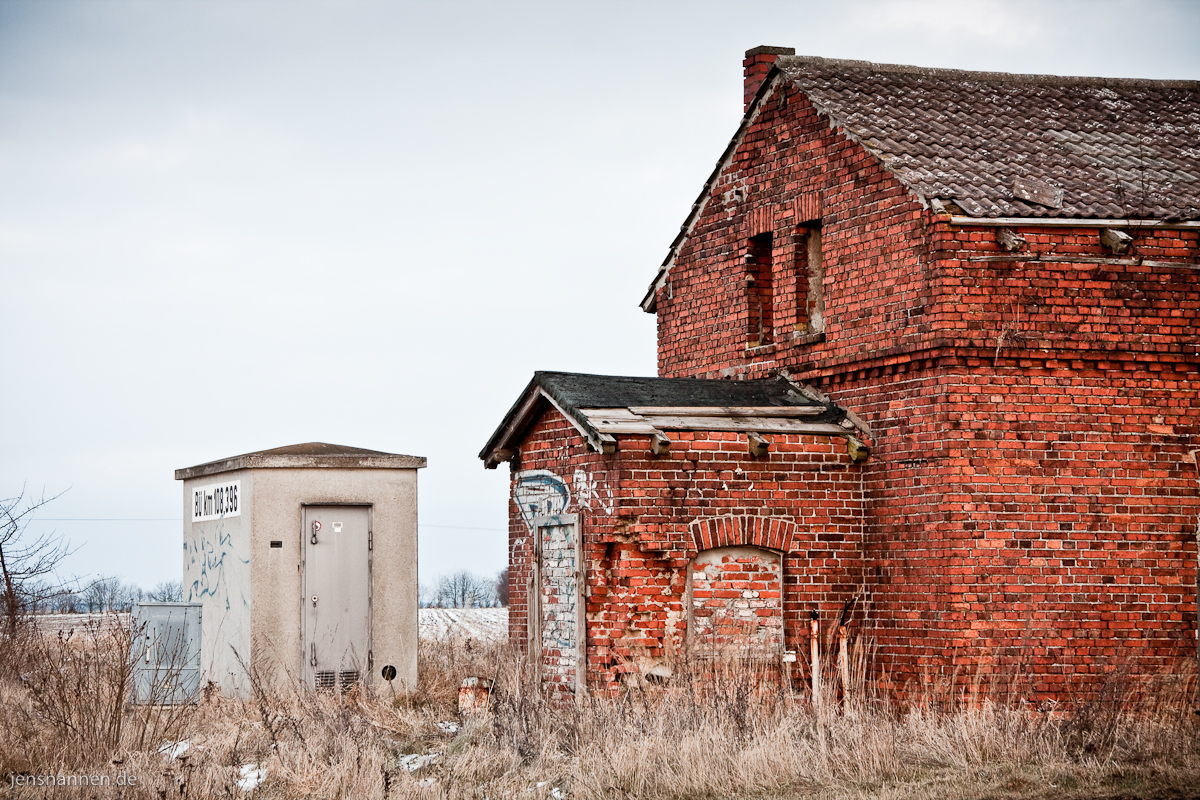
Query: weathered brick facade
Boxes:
[
  {"xmin": 647, "ymin": 53, "xmax": 1200, "ymax": 696},
  {"xmin": 503, "ymin": 404, "xmax": 864, "ymax": 695},
  {"xmin": 486, "ymin": 51, "xmax": 1200, "ymax": 700}
]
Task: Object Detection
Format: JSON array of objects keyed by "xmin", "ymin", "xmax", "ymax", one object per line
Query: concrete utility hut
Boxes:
[{"xmin": 175, "ymin": 442, "xmax": 425, "ymax": 696}]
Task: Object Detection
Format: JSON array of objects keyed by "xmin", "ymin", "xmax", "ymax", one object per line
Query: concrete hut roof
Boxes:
[
  {"xmin": 642, "ymin": 55, "xmax": 1200, "ymax": 311},
  {"xmin": 480, "ymin": 371, "xmax": 862, "ymax": 469},
  {"xmin": 175, "ymin": 442, "xmax": 427, "ymax": 480}
]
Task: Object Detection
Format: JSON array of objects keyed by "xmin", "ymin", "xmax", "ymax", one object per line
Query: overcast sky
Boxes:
[{"xmin": 3, "ymin": 0, "xmax": 1199, "ymax": 592}]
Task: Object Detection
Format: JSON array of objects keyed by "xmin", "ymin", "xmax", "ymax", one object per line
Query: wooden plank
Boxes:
[
  {"xmin": 583, "ymin": 422, "xmax": 657, "ymax": 434},
  {"xmin": 626, "ymin": 406, "xmax": 822, "ymax": 418},
  {"xmin": 586, "ymin": 422, "xmax": 659, "ymax": 434},
  {"xmin": 579, "ymin": 408, "xmax": 643, "ymax": 421},
  {"xmin": 1012, "ymin": 177, "xmax": 1063, "ymax": 209},
  {"xmin": 639, "ymin": 417, "xmax": 848, "ymax": 435}
]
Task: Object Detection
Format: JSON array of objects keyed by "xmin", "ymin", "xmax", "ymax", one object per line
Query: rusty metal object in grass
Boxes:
[{"xmin": 459, "ymin": 676, "xmax": 493, "ymax": 715}]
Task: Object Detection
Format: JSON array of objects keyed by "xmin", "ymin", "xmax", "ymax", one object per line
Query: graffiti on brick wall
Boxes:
[
  {"xmin": 689, "ymin": 546, "xmax": 783, "ymax": 654},
  {"xmin": 514, "ymin": 470, "xmax": 570, "ymax": 531},
  {"xmin": 573, "ymin": 468, "xmax": 614, "ymax": 514},
  {"xmin": 539, "ymin": 520, "xmax": 577, "ymax": 699}
]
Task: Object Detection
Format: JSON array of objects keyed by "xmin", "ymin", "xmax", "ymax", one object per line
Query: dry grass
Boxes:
[{"xmin": 1, "ymin": 621, "xmax": 1199, "ymax": 799}]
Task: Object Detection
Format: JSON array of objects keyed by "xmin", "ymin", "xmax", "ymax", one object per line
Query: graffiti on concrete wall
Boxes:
[
  {"xmin": 185, "ymin": 525, "xmax": 250, "ymax": 611},
  {"xmin": 573, "ymin": 468, "xmax": 614, "ymax": 514},
  {"xmin": 514, "ymin": 470, "xmax": 570, "ymax": 531}
]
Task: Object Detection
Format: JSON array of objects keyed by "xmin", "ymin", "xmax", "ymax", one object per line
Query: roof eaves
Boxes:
[
  {"xmin": 479, "ymin": 375, "xmax": 615, "ymax": 469},
  {"xmin": 175, "ymin": 451, "xmax": 427, "ymax": 481},
  {"xmin": 479, "ymin": 375, "xmax": 547, "ymax": 468}
]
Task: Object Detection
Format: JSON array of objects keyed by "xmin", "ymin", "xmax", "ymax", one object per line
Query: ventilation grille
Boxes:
[{"xmin": 314, "ymin": 670, "xmax": 359, "ymax": 692}]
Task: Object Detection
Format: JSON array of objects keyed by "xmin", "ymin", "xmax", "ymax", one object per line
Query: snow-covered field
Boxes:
[
  {"xmin": 32, "ymin": 612, "xmax": 130, "ymax": 635},
  {"xmin": 32, "ymin": 608, "xmax": 509, "ymax": 641},
  {"xmin": 418, "ymin": 608, "xmax": 507, "ymax": 641}
]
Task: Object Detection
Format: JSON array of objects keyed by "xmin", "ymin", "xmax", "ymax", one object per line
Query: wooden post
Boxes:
[
  {"xmin": 810, "ymin": 611, "xmax": 820, "ymax": 706},
  {"xmin": 838, "ymin": 624, "xmax": 850, "ymax": 709}
]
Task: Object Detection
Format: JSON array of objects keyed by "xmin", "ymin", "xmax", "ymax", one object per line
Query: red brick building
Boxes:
[{"xmin": 482, "ymin": 50, "xmax": 1200, "ymax": 700}]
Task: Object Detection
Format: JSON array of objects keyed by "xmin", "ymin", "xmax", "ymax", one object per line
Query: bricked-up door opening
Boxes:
[
  {"xmin": 747, "ymin": 232, "xmax": 774, "ymax": 346},
  {"xmin": 688, "ymin": 546, "xmax": 783, "ymax": 656},
  {"xmin": 531, "ymin": 514, "xmax": 584, "ymax": 700},
  {"xmin": 795, "ymin": 222, "xmax": 824, "ymax": 334},
  {"xmin": 302, "ymin": 505, "xmax": 371, "ymax": 690}
]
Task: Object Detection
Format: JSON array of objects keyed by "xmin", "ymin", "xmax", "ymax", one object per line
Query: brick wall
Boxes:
[
  {"xmin": 646, "ymin": 69, "xmax": 1200, "ymax": 697},
  {"xmin": 508, "ymin": 404, "xmax": 865, "ymax": 695},
  {"xmin": 690, "ymin": 546, "xmax": 783, "ymax": 654},
  {"xmin": 654, "ymin": 85, "xmax": 932, "ymax": 382}
]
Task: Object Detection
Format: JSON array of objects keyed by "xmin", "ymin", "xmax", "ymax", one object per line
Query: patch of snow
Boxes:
[
  {"xmin": 237, "ymin": 763, "xmax": 267, "ymax": 791},
  {"xmin": 157, "ymin": 740, "xmax": 189, "ymax": 760},
  {"xmin": 399, "ymin": 753, "xmax": 440, "ymax": 772},
  {"xmin": 435, "ymin": 721, "xmax": 460, "ymax": 734}
]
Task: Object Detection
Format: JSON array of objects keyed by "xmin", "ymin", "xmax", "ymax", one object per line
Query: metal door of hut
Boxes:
[{"xmin": 302, "ymin": 505, "xmax": 371, "ymax": 690}]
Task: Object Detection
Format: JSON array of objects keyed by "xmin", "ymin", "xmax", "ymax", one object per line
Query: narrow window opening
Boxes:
[
  {"xmin": 746, "ymin": 232, "xmax": 774, "ymax": 346},
  {"xmin": 795, "ymin": 222, "xmax": 824, "ymax": 334}
]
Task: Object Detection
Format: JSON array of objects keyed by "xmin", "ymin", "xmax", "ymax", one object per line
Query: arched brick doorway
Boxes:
[{"xmin": 687, "ymin": 545, "xmax": 783, "ymax": 655}]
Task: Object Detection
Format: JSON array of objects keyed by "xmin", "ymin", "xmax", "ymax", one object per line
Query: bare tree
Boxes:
[
  {"xmin": 56, "ymin": 589, "xmax": 82, "ymax": 614},
  {"xmin": 436, "ymin": 571, "xmax": 496, "ymax": 608},
  {"xmin": 0, "ymin": 487, "xmax": 73, "ymax": 638},
  {"xmin": 496, "ymin": 567, "xmax": 510, "ymax": 606},
  {"xmin": 146, "ymin": 580, "xmax": 183, "ymax": 602},
  {"xmin": 84, "ymin": 575, "xmax": 125, "ymax": 613},
  {"xmin": 118, "ymin": 581, "xmax": 144, "ymax": 612}
]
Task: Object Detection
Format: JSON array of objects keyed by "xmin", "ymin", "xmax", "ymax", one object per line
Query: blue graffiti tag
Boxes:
[{"xmin": 185, "ymin": 524, "xmax": 250, "ymax": 610}]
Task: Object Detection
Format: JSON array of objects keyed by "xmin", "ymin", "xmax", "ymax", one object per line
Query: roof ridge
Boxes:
[{"xmin": 777, "ymin": 55, "xmax": 1200, "ymax": 89}]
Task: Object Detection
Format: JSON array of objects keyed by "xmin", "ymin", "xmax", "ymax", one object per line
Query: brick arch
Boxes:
[{"xmin": 689, "ymin": 515, "xmax": 795, "ymax": 554}]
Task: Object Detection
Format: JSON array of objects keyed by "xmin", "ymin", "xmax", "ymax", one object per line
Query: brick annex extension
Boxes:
[{"xmin": 482, "ymin": 50, "xmax": 1200, "ymax": 701}]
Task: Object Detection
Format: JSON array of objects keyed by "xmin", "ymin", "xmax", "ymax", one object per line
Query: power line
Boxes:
[
  {"xmin": 33, "ymin": 518, "xmax": 504, "ymax": 531},
  {"xmin": 422, "ymin": 524, "xmax": 505, "ymax": 532}
]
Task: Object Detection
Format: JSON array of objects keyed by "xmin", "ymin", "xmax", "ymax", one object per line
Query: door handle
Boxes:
[{"xmin": 310, "ymin": 642, "xmax": 317, "ymax": 667}]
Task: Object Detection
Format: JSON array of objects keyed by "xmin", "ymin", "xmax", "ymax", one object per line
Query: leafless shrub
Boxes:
[
  {"xmin": 0, "ymin": 486, "xmax": 75, "ymax": 640},
  {"xmin": 1, "ymin": 620, "xmax": 1198, "ymax": 799}
]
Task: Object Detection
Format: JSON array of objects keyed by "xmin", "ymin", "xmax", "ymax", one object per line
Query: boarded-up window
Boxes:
[
  {"xmin": 746, "ymin": 232, "xmax": 774, "ymax": 346},
  {"xmin": 688, "ymin": 546, "xmax": 783, "ymax": 655},
  {"xmin": 795, "ymin": 223, "xmax": 824, "ymax": 334}
]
